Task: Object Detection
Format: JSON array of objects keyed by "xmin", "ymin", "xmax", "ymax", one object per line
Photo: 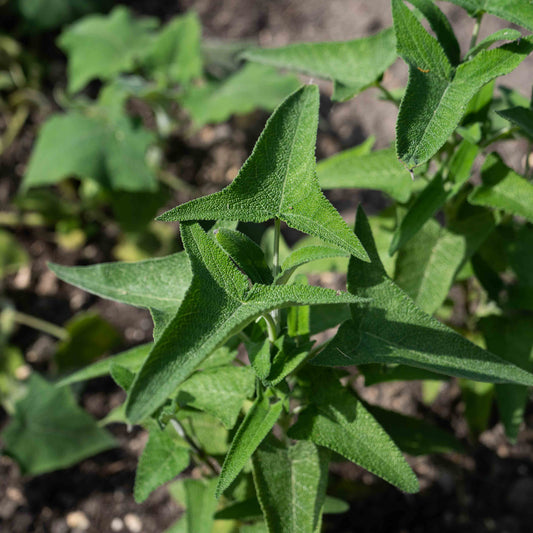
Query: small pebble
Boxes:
[
  {"xmin": 111, "ymin": 517, "xmax": 124, "ymax": 531},
  {"xmin": 6, "ymin": 487, "xmax": 25, "ymax": 504},
  {"xmin": 66, "ymin": 510, "xmax": 89, "ymax": 530},
  {"xmin": 124, "ymin": 513, "xmax": 142, "ymax": 533}
]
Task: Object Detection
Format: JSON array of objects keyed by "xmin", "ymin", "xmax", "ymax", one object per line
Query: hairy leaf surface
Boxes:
[
  {"xmin": 288, "ymin": 371, "xmax": 419, "ymax": 493},
  {"xmin": 252, "ymin": 439, "xmax": 329, "ymax": 533},
  {"xmin": 126, "ymin": 222, "xmax": 361, "ymax": 423},
  {"xmin": 313, "ymin": 208, "xmax": 533, "ymax": 386},
  {"xmin": 161, "ymin": 86, "xmax": 368, "ymax": 260},
  {"xmin": 134, "ymin": 420, "xmax": 190, "ymax": 503},
  {"xmin": 393, "ymin": 0, "xmax": 533, "ymax": 168},
  {"xmin": 317, "ymin": 147, "xmax": 413, "ymax": 203},
  {"xmin": 216, "ymin": 394, "xmax": 283, "ymax": 497},
  {"xmin": 242, "ymin": 28, "xmax": 397, "ymax": 101}
]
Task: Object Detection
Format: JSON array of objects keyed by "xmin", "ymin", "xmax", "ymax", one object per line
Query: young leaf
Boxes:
[
  {"xmin": 267, "ymin": 338, "xmax": 314, "ymax": 387},
  {"xmin": 125, "ymin": 222, "xmax": 361, "ymax": 423},
  {"xmin": 246, "ymin": 337, "xmax": 273, "ymax": 381},
  {"xmin": 317, "ymin": 148, "xmax": 413, "ymax": 203},
  {"xmin": 367, "ymin": 404, "xmax": 465, "ymax": 456},
  {"xmin": 159, "ymin": 85, "xmax": 369, "ymax": 260},
  {"xmin": 480, "ymin": 316, "xmax": 533, "ymax": 441},
  {"xmin": 58, "ymin": 6, "xmax": 157, "ymax": 93},
  {"xmin": 242, "ymin": 28, "xmax": 397, "ymax": 102},
  {"xmin": 288, "ymin": 371, "xmax": 419, "ymax": 493},
  {"xmin": 215, "ymin": 228, "xmax": 273, "ymax": 285},
  {"xmin": 134, "ymin": 420, "xmax": 190, "ymax": 503},
  {"xmin": 176, "ymin": 366, "xmax": 255, "ymax": 429},
  {"xmin": 394, "ymin": 0, "xmax": 533, "ymax": 168},
  {"xmin": 466, "ymin": 29, "xmax": 523, "ymax": 59},
  {"xmin": 180, "ymin": 63, "xmax": 301, "ymax": 126},
  {"xmin": 216, "ymin": 394, "xmax": 283, "ymax": 497},
  {"xmin": 394, "ymin": 210, "xmax": 494, "ymax": 314},
  {"xmin": 468, "ymin": 153, "xmax": 533, "ymax": 223},
  {"xmin": 50, "ymin": 252, "xmax": 192, "ymax": 314},
  {"xmin": 443, "ymin": 0, "xmax": 533, "ymax": 32},
  {"xmin": 2, "ymin": 374, "xmax": 115, "ymax": 475},
  {"xmin": 109, "ymin": 363, "xmax": 135, "ymax": 391},
  {"xmin": 57, "ymin": 344, "xmax": 152, "ymax": 386},
  {"xmin": 312, "ymin": 208, "xmax": 533, "ymax": 387},
  {"xmin": 252, "ymin": 438, "xmax": 329, "ymax": 533},
  {"xmin": 144, "ymin": 12, "xmax": 202, "ymax": 85}
]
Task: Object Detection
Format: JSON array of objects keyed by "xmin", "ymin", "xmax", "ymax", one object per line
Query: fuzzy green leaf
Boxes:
[
  {"xmin": 177, "ymin": 366, "xmax": 255, "ymax": 429},
  {"xmin": 2, "ymin": 374, "xmax": 115, "ymax": 475},
  {"xmin": 266, "ymin": 337, "xmax": 314, "ymax": 386},
  {"xmin": 443, "ymin": 0, "xmax": 533, "ymax": 31},
  {"xmin": 50, "ymin": 252, "xmax": 192, "ymax": 313},
  {"xmin": 468, "ymin": 153, "xmax": 533, "ymax": 223},
  {"xmin": 58, "ymin": 6, "xmax": 157, "ymax": 92},
  {"xmin": 216, "ymin": 394, "xmax": 283, "ymax": 498},
  {"xmin": 367, "ymin": 404, "xmax": 464, "ymax": 456},
  {"xmin": 215, "ymin": 228, "xmax": 273, "ymax": 285},
  {"xmin": 497, "ymin": 106, "xmax": 533, "ymax": 140},
  {"xmin": 252, "ymin": 438, "xmax": 329, "ymax": 533},
  {"xmin": 394, "ymin": 210, "xmax": 494, "ymax": 314},
  {"xmin": 394, "ymin": 0, "xmax": 533, "ymax": 168},
  {"xmin": 161, "ymin": 85, "xmax": 369, "ymax": 260},
  {"xmin": 312, "ymin": 208, "xmax": 533, "ymax": 387},
  {"xmin": 317, "ymin": 147, "xmax": 413, "ymax": 203},
  {"xmin": 144, "ymin": 12, "xmax": 202, "ymax": 84},
  {"xmin": 480, "ymin": 316, "xmax": 533, "ymax": 441},
  {"xmin": 406, "ymin": 0, "xmax": 461, "ymax": 65},
  {"xmin": 242, "ymin": 28, "xmax": 397, "ymax": 102},
  {"xmin": 126, "ymin": 222, "xmax": 361, "ymax": 423},
  {"xmin": 23, "ymin": 112, "xmax": 157, "ymax": 192},
  {"xmin": 134, "ymin": 420, "xmax": 190, "ymax": 503},
  {"xmin": 288, "ymin": 371, "xmax": 419, "ymax": 493},
  {"xmin": 466, "ymin": 29, "xmax": 523, "ymax": 59},
  {"xmin": 180, "ymin": 63, "xmax": 301, "ymax": 126}
]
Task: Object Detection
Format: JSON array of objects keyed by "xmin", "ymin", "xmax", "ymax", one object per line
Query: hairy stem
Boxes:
[
  {"xmin": 12, "ymin": 310, "xmax": 68, "ymax": 340},
  {"xmin": 262, "ymin": 313, "xmax": 278, "ymax": 343}
]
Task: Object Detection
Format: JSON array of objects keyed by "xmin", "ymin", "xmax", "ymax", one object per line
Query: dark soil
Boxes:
[{"xmin": 2, "ymin": 1, "xmax": 533, "ymax": 532}]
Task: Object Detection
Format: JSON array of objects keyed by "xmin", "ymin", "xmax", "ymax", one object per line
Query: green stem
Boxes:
[
  {"xmin": 469, "ymin": 14, "xmax": 483, "ymax": 49},
  {"xmin": 376, "ymin": 82, "xmax": 400, "ymax": 107},
  {"xmin": 262, "ymin": 313, "xmax": 278, "ymax": 343},
  {"xmin": 12, "ymin": 311, "xmax": 68, "ymax": 340}
]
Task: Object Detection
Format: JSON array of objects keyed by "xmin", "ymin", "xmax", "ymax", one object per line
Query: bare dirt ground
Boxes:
[{"xmin": 2, "ymin": 1, "xmax": 533, "ymax": 532}]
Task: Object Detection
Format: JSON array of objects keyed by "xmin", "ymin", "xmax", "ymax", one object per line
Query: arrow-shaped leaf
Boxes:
[
  {"xmin": 288, "ymin": 371, "xmax": 419, "ymax": 493},
  {"xmin": 125, "ymin": 222, "xmax": 362, "ymax": 423},
  {"xmin": 252, "ymin": 438, "xmax": 329, "ymax": 533},
  {"xmin": 158, "ymin": 85, "xmax": 369, "ymax": 260},
  {"xmin": 312, "ymin": 208, "xmax": 533, "ymax": 387}
]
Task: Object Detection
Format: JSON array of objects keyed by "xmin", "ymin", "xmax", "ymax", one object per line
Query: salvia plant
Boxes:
[{"xmin": 4, "ymin": 0, "xmax": 533, "ymax": 531}]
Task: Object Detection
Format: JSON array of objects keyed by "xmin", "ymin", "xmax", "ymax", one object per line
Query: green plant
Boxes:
[{"xmin": 6, "ymin": 1, "xmax": 533, "ymax": 530}]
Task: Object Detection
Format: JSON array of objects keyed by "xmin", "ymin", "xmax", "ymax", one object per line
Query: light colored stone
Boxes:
[
  {"xmin": 110, "ymin": 517, "xmax": 124, "ymax": 531},
  {"xmin": 66, "ymin": 510, "xmax": 90, "ymax": 530},
  {"xmin": 124, "ymin": 513, "xmax": 142, "ymax": 533}
]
